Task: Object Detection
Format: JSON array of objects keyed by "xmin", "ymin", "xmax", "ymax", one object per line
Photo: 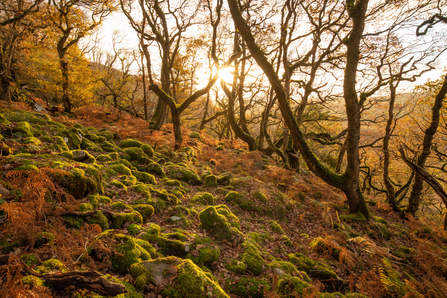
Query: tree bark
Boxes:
[{"xmin": 407, "ymin": 75, "xmax": 447, "ymax": 215}]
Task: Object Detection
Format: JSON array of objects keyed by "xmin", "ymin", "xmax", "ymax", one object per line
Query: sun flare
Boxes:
[{"xmin": 218, "ymin": 67, "xmax": 234, "ymax": 83}]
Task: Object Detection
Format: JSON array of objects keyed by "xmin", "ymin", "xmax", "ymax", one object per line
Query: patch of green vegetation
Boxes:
[
  {"xmin": 88, "ymin": 211, "xmax": 109, "ymax": 231},
  {"xmin": 191, "ymin": 192, "xmax": 215, "ymax": 206},
  {"xmin": 123, "ymin": 147, "xmax": 150, "ymax": 164},
  {"xmin": 276, "ymin": 274, "xmax": 311, "ymax": 297},
  {"xmin": 145, "ymin": 161, "xmax": 166, "ymax": 176},
  {"xmin": 15, "ymin": 121, "xmax": 34, "ymax": 138},
  {"xmin": 101, "ymin": 141, "xmax": 119, "ymax": 152},
  {"xmin": 187, "ymin": 236, "xmax": 220, "ymax": 267},
  {"xmin": 241, "ymin": 239, "xmax": 265, "ymax": 276},
  {"xmin": 132, "ymin": 170, "xmax": 156, "ymax": 184},
  {"xmin": 57, "ymin": 127, "xmax": 84, "ymax": 150},
  {"xmin": 227, "ymin": 277, "xmax": 271, "ymax": 298},
  {"xmin": 204, "ymin": 175, "xmax": 218, "ymax": 187},
  {"xmin": 199, "ymin": 205, "xmax": 242, "ymax": 242},
  {"xmin": 368, "ymin": 222, "xmax": 391, "ymax": 240},
  {"xmin": 21, "ymin": 275, "xmax": 45, "ymax": 288},
  {"xmin": 23, "ymin": 137, "xmax": 42, "ymax": 146},
  {"xmin": 253, "ymin": 190, "xmax": 268, "ymax": 203},
  {"xmin": 132, "ymin": 204, "xmax": 154, "ymax": 222},
  {"xmin": 120, "ymin": 138, "xmax": 144, "ymax": 148},
  {"xmin": 20, "ymin": 254, "xmax": 39, "ymax": 266},
  {"xmin": 128, "ymin": 224, "xmax": 142, "ymax": 235},
  {"xmin": 339, "ymin": 212, "xmax": 367, "ymax": 222},
  {"xmin": 225, "ymin": 259, "xmax": 246, "ymax": 274},
  {"xmin": 110, "ymin": 179, "xmax": 127, "ymax": 191},
  {"xmin": 35, "ymin": 258, "xmax": 68, "ymax": 274},
  {"xmin": 89, "ymin": 194, "xmax": 112, "ymax": 209},
  {"xmin": 141, "ymin": 144, "xmax": 154, "ymax": 157},
  {"xmin": 131, "ymin": 257, "xmax": 229, "ymax": 297},
  {"xmin": 165, "ymin": 164, "xmax": 202, "ymax": 185}
]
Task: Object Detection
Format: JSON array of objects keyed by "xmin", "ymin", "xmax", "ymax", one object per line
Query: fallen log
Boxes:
[{"xmin": 0, "ymin": 254, "xmax": 127, "ymax": 296}]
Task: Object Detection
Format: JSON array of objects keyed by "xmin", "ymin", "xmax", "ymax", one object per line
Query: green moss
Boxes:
[
  {"xmin": 163, "ymin": 178, "xmax": 181, "ymax": 187},
  {"xmin": 339, "ymin": 212, "xmax": 367, "ymax": 222},
  {"xmin": 242, "ymin": 239, "xmax": 265, "ymax": 276},
  {"xmin": 269, "ymin": 220, "xmax": 286, "ymax": 235},
  {"xmin": 141, "ymin": 144, "xmax": 154, "ymax": 157},
  {"xmin": 0, "ymin": 113, "xmax": 12, "ymax": 125},
  {"xmin": 101, "ymin": 141, "xmax": 119, "ymax": 152},
  {"xmin": 224, "ymin": 191, "xmax": 242, "ymax": 204},
  {"xmin": 191, "ymin": 192, "xmax": 215, "ymax": 206},
  {"xmin": 165, "ymin": 164, "xmax": 202, "ymax": 185},
  {"xmin": 132, "ymin": 170, "xmax": 156, "ymax": 184},
  {"xmin": 120, "ymin": 138, "xmax": 144, "ymax": 148},
  {"xmin": 88, "ymin": 211, "xmax": 109, "ymax": 231},
  {"xmin": 119, "ymin": 174, "xmax": 138, "ymax": 186},
  {"xmin": 111, "ymin": 211, "xmax": 143, "ymax": 229},
  {"xmin": 253, "ymin": 191, "xmax": 268, "ymax": 203},
  {"xmin": 199, "ymin": 205, "xmax": 242, "ymax": 242},
  {"xmin": 131, "ymin": 257, "xmax": 229, "ymax": 297},
  {"xmin": 132, "ymin": 204, "xmax": 155, "ymax": 222},
  {"xmin": 110, "ymin": 234, "xmax": 152, "ymax": 275},
  {"xmin": 63, "ymin": 216, "xmax": 84, "ymax": 229},
  {"xmin": 109, "ymin": 152, "xmax": 119, "ymax": 160},
  {"xmin": 110, "ymin": 179, "xmax": 127, "ymax": 191},
  {"xmin": 89, "ymin": 194, "xmax": 112, "ymax": 209},
  {"xmin": 372, "ymin": 216, "xmax": 387, "ymax": 225},
  {"xmin": 123, "ymin": 147, "xmax": 150, "ymax": 164},
  {"xmin": 23, "ymin": 137, "xmax": 42, "ymax": 146},
  {"xmin": 225, "ymin": 259, "xmax": 246, "ymax": 274},
  {"xmin": 276, "ymin": 274, "xmax": 311, "ymax": 297},
  {"xmin": 79, "ymin": 202, "xmax": 94, "ymax": 211},
  {"xmin": 130, "ymin": 183, "xmax": 152, "ymax": 200},
  {"xmin": 227, "ymin": 277, "xmax": 270, "ymax": 298},
  {"xmin": 57, "ymin": 127, "xmax": 84, "ymax": 150},
  {"xmin": 22, "ymin": 275, "xmax": 45, "ymax": 288},
  {"xmin": 56, "ymin": 136, "xmax": 70, "ymax": 152},
  {"xmin": 81, "ymin": 138, "xmax": 102, "ymax": 152},
  {"xmin": 108, "ymin": 163, "xmax": 132, "ymax": 176},
  {"xmin": 35, "ymin": 258, "xmax": 68, "ymax": 274},
  {"xmin": 20, "ymin": 254, "xmax": 39, "ymax": 266},
  {"xmin": 204, "ymin": 175, "xmax": 218, "ymax": 187},
  {"xmin": 15, "ymin": 163, "xmax": 39, "ymax": 171},
  {"xmin": 189, "ymin": 131, "xmax": 201, "ymax": 139},
  {"xmin": 187, "ymin": 236, "xmax": 220, "ymax": 267},
  {"xmin": 145, "ymin": 161, "xmax": 166, "ymax": 176},
  {"xmin": 142, "ymin": 223, "xmax": 161, "ymax": 242},
  {"xmin": 128, "ymin": 224, "xmax": 142, "ymax": 235},
  {"xmin": 368, "ymin": 222, "xmax": 391, "ymax": 240},
  {"xmin": 99, "ymin": 130, "xmax": 115, "ymax": 141},
  {"xmin": 15, "ymin": 121, "xmax": 34, "ymax": 138}
]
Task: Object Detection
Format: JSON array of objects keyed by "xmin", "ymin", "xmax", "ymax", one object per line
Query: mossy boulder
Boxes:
[
  {"xmin": 199, "ymin": 205, "xmax": 243, "ymax": 242},
  {"xmin": 97, "ymin": 154, "xmax": 113, "ymax": 162},
  {"xmin": 165, "ymin": 164, "xmax": 201, "ymax": 185},
  {"xmin": 190, "ymin": 192, "xmax": 215, "ymax": 206},
  {"xmin": 93, "ymin": 231, "xmax": 154, "ymax": 275},
  {"xmin": 55, "ymin": 136, "xmax": 70, "ymax": 152},
  {"xmin": 108, "ymin": 163, "xmax": 132, "ymax": 176},
  {"xmin": 217, "ymin": 172, "xmax": 233, "ymax": 186},
  {"xmin": 189, "ymin": 131, "xmax": 201, "ymax": 139},
  {"xmin": 101, "ymin": 141, "xmax": 119, "ymax": 152},
  {"xmin": 132, "ymin": 204, "xmax": 155, "ymax": 222},
  {"xmin": 145, "ymin": 161, "xmax": 166, "ymax": 177},
  {"xmin": 23, "ymin": 137, "xmax": 42, "ymax": 146},
  {"xmin": 225, "ymin": 259, "xmax": 246, "ymax": 274},
  {"xmin": 0, "ymin": 113, "xmax": 12, "ymax": 125},
  {"xmin": 187, "ymin": 236, "xmax": 220, "ymax": 267},
  {"xmin": 241, "ymin": 239, "xmax": 265, "ymax": 276},
  {"xmin": 204, "ymin": 175, "xmax": 218, "ymax": 187},
  {"xmin": 123, "ymin": 147, "xmax": 150, "ymax": 164},
  {"xmin": 52, "ymin": 167, "xmax": 103, "ymax": 198},
  {"xmin": 120, "ymin": 138, "xmax": 144, "ymax": 148},
  {"xmin": 14, "ymin": 121, "xmax": 34, "ymax": 138},
  {"xmin": 57, "ymin": 127, "xmax": 84, "ymax": 150},
  {"xmin": 276, "ymin": 274, "xmax": 311, "ymax": 297},
  {"xmin": 71, "ymin": 150, "xmax": 96, "ymax": 163},
  {"xmin": 132, "ymin": 170, "xmax": 156, "ymax": 184},
  {"xmin": 227, "ymin": 277, "xmax": 271, "ymax": 298},
  {"xmin": 141, "ymin": 144, "xmax": 154, "ymax": 158},
  {"xmin": 339, "ymin": 212, "xmax": 367, "ymax": 222},
  {"xmin": 131, "ymin": 257, "xmax": 229, "ymax": 297}
]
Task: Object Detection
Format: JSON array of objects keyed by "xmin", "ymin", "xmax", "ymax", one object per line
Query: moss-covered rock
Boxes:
[
  {"xmin": 191, "ymin": 192, "xmax": 215, "ymax": 206},
  {"xmin": 128, "ymin": 224, "xmax": 143, "ymax": 235},
  {"xmin": 141, "ymin": 144, "xmax": 154, "ymax": 158},
  {"xmin": 276, "ymin": 274, "xmax": 311, "ymax": 297},
  {"xmin": 132, "ymin": 170, "xmax": 156, "ymax": 184},
  {"xmin": 89, "ymin": 194, "xmax": 112, "ymax": 209},
  {"xmin": 165, "ymin": 164, "xmax": 201, "ymax": 185},
  {"xmin": 241, "ymin": 238, "xmax": 265, "ymax": 276},
  {"xmin": 52, "ymin": 167, "xmax": 103, "ymax": 198},
  {"xmin": 199, "ymin": 205, "xmax": 243, "ymax": 242},
  {"xmin": 130, "ymin": 183, "xmax": 152, "ymax": 200},
  {"xmin": 101, "ymin": 141, "xmax": 119, "ymax": 152},
  {"xmin": 339, "ymin": 212, "xmax": 367, "ymax": 222},
  {"xmin": 145, "ymin": 161, "xmax": 166, "ymax": 176},
  {"xmin": 14, "ymin": 121, "xmax": 34, "ymax": 138},
  {"xmin": 204, "ymin": 175, "xmax": 218, "ymax": 187},
  {"xmin": 227, "ymin": 277, "xmax": 271, "ymax": 298},
  {"xmin": 217, "ymin": 172, "xmax": 233, "ymax": 186},
  {"xmin": 0, "ymin": 113, "xmax": 12, "ymax": 125},
  {"xmin": 21, "ymin": 275, "xmax": 45, "ymax": 288},
  {"xmin": 23, "ymin": 137, "xmax": 42, "ymax": 146},
  {"xmin": 120, "ymin": 138, "xmax": 144, "ymax": 148},
  {"xmin": 55, "ymin": 136, "xmax": 69, "ymax": 152},
  {"xmin": 189, "ymin": 131, "xmax": 201, "ymax": 139},
  {"xmin": 131, "ymin": 257, "xmax": 229, "ymax": 297},
  {"xmin": 88, "ymin": 210, "xmax": 109, "ymax": 231},
  {"xmin": 57, "ymin": 127, "xmax": 84, "ymax": 150},
  {"xmin": 123, "ymin": 147, "xmax": 150, "ymax": 164},
  {"xmin": 225, "ymin": 259, "xmax": 246, "ymax": 274},
  {"xmin": 132, "ymin": 204, "xmax": 155, "ymax": 222},
  {"xmin": 187, "ymin": 236, "xmax": 220, "ymax": 267}
]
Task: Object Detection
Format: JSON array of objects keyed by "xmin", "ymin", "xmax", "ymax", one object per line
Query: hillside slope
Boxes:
[{"xmin": 0, "ymin": 103, "xmax": 446, "ymax": 298}]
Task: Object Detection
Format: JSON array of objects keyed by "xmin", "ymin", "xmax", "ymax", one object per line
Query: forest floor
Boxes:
[{"xmin": 0, "ymin": 102, "xmax": 446, "ymax": 298}]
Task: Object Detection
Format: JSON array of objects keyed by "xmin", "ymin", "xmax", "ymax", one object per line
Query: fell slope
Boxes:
[{"xmin": 0, "ymin": 104, "xmax": 446, "ymax": 298}]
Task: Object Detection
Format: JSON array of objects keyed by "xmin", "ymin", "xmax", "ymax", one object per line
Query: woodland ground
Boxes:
[{"xmin": 0, "ymin": 102, "xmax": 446, "ymax": 298}]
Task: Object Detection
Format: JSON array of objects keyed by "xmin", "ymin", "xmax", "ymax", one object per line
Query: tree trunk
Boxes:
[
  {"xmin": 59, "ymin": 53, "xmax": 71, "ymax": 113},
  {"xmin": 0, "ymin": 48, "xmax": 11, "ymax": 104},
  {"xmin": 407, "ymin": 76, "xmax": 447, "ymax": 215}
]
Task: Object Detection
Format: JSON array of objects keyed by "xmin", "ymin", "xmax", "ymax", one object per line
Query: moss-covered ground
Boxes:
[{"xmin": 0, "ymin": 105, "xmax": 446, "ymax": 298}]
